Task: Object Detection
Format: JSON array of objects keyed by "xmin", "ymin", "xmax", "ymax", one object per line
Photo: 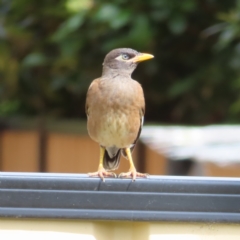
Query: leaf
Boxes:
[
  {"xmin": 181, "ymin": 0, "xmax": 196, "ymax": 12},
  {"xmin": 94, "ymin": 4, "xmax": 119, "ymax": 22},
  {"xmin": 151, "ymin": 9, "xmax": 170, "ymax": 21},
  {"xmin": 218, "ymin": 27, "xmax": 237, "ymax": 47},
  {"xmin": 51, "ymin": 12, "xmax": 85, "ymax": 41},
  {"xmin": 230, "ymin": 99, "xmax": 240, "ymax": 114},
  {"xmin": 51, "ymin": 76, "xmax": 68, "ymax": 90},
  {"xmin": 168, "ymin": 78, "xmax": 195, "ymax": 98},
  {"xmin": 168, "ymin": 15, "xmax": 187, "ymax": 34},
  {"xmin": 110, "ymin": 10, "xmax": 131, "ymax": 29},
  {"xmin": 22, "ymin": 53, "xmax": 47, "ymax": 67},
  {"xmin": 66, "ymin": 0, "xmax": 92, "ymax": 13},
  {"xmin": 128, "ymin": 14, "xmax": 153, "ymax": 49}
]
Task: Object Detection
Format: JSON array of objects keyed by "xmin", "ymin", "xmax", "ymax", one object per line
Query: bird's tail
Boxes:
[{"xmin": 103, "ymin": 147, "xmax": 121, "ymax": 170}]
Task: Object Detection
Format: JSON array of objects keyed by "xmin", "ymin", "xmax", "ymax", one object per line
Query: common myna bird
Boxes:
[{"xmin": 86, "ymin": 48, "xmax": 154, "ymax": 181}]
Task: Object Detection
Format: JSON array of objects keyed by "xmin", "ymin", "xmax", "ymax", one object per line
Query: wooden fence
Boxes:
[
  {"xmin": 0, "ymin": 129, "xmax": 167, "ymax": 175},
  {"xmin": 0, "ymin": 120, "xmax": 239, "ymax": 177}
]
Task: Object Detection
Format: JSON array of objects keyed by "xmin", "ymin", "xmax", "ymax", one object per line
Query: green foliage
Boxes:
[
  {"xmin": 0, "ymin": 0, "xmax": 239, "ymax": 123},
  {"xmin": 0, "ymin": 100, "xmax": 20, "ymax": 116}
]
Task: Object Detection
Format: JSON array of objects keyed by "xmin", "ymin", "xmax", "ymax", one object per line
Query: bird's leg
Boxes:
[
  {"xmin": 119, "ymin": 148, "xmax": 148, "ymax": 181},
  {"xmin": 88, "ymin": 146, "xmax": 117, "ymax": 182}
]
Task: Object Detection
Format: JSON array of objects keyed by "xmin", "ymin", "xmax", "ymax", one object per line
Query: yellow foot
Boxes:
[
  {"xmin": 88, "ymin": 169, "xmax": 117, "ymax": 182},
  {"xmin": 118, "ymin": 170, "xmax": 148, "ymax": 181}
]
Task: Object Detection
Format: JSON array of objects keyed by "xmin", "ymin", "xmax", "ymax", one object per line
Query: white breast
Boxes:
[{"xmin": 98, "ymin": 110, "xmax": 132, "ymax": 148}]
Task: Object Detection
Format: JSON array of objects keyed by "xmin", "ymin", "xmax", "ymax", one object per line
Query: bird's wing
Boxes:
[
  {"xmin": 134, "ymin": 109, "xmax": 144, "ymax": 145},
  {"xmin": 122, "ymin": 81, "xmax": 145, "ymax": 157},
  {"xmin": 121, "ymin": 109, "xmax": 144, "ymax": 159},
  {"xmin": 85, "ymin": 78, "xmax": 100, "ymax": 118},
  {"xmin": 132, "ymin": 80, "xmax": 145, "ymax": 145}
]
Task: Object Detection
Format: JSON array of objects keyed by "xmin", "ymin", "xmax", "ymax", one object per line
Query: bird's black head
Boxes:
[{"xmin": 102, "ymin": 48, "xmax": 154, "ymax": 76}]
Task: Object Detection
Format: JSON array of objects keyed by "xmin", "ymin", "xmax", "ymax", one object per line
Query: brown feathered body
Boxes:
[{"xmin": 86, "ymin": 75, "xmax": 145, "ymax": 170}]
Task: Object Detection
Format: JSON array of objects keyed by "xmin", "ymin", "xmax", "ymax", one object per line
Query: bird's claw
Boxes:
[
  {"xmin": 88, "ymin": 169, "xmax": 117, "ymax": 182},
  {"xmin": 118, "ymin": 170, "xmax": 148, "ymax": 181}
]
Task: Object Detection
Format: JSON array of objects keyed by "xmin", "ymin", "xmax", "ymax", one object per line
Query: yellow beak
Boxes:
[{"xmin": 132, "ymin": 53, "xmax": 154, "ymax": 63}]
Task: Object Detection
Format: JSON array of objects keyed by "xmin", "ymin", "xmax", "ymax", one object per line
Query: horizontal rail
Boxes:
[{"xmin": 0, "ymin": 173, "xmax": 240, "ymax": 222}]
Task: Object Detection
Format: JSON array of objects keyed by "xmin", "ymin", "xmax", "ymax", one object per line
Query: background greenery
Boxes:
[{"xmin": 0, "ymin": 0, "xmax": 240, "ymax": 124}]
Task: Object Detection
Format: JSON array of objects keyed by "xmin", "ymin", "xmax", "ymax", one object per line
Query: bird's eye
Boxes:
[{"xmin": 122, "ymin": 53, "xmax": 130, "ymax": 60}]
